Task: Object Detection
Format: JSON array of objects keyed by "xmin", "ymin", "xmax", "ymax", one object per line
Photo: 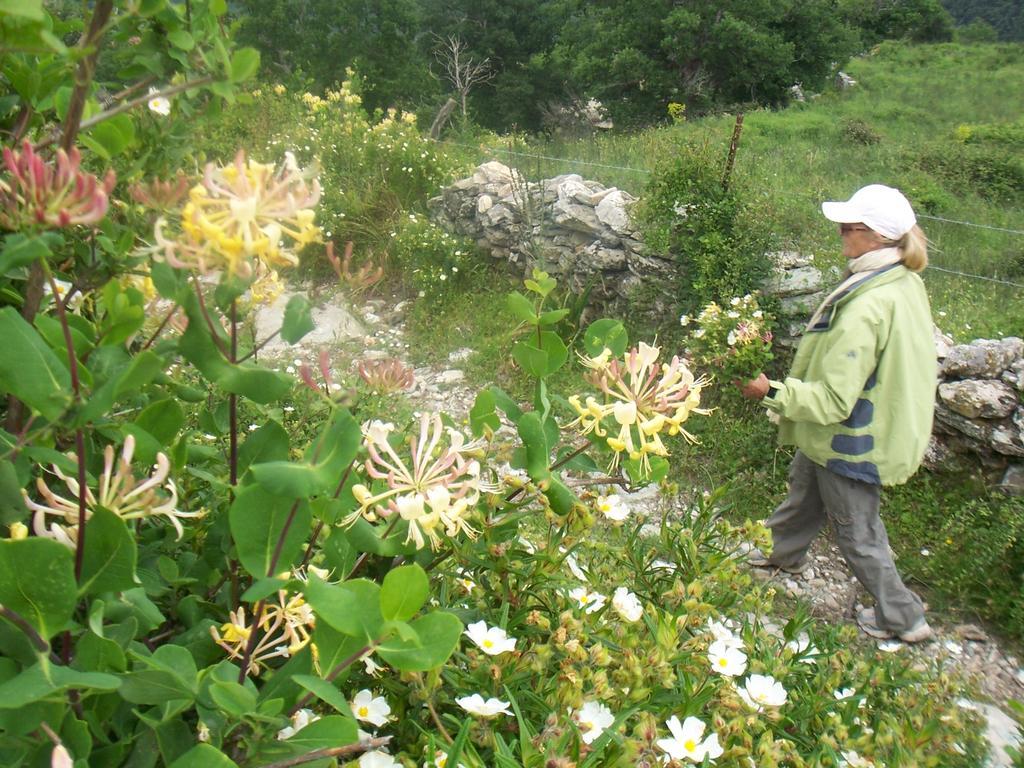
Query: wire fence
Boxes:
[{"xmin": 438, "ymin": 139, "xmax": 1024, "ymax": 290}]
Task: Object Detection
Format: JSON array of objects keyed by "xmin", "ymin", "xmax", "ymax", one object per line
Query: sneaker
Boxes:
[
  {"xmin": 857, "ymin": 607, "xmax": 933, "ymax": 643},
  {"xmin": 745, "ymin": 547, "xmax": 810, "ymax": 575}
]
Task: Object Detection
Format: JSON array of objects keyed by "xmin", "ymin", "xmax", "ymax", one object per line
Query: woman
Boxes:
[{"xmin": 740, "ymin": 184, "xmax": 936, "ymax": 643}]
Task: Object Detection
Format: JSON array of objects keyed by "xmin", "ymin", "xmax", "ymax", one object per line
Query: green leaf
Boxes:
[
  {"xmin": 0, "ymin": 232, "xmax": 56, "ymax": 275},
  {"xmin": 469, "ymin": 389, "xmax": 500, "ymax": 437},
  {"xmin": 0, "ymin": 307, "xmax": 71, "ymax": 421},
  {"xmin": 166, "ymin": 29, "xmax": 194, "ymax": 51},
  {"xmin": 0, "ymin": 538, "xmax": 76, "ymax": 638},
  {"xmin": 229, "ymin": 485, "xmax": 311, "ymax": 579},
  {"xmin": 584, "ymin": 319, "xmax": 628, "ymax": 357},
  {"xmin": 511, "ymin": 340, "xmax": 548, "ymax": 379},
  {"xmin": 284, "ymin": 715, "xmax": 357, "ymax": 750},
  {"xmin": 238, "ymin": 420, "xmax": 290, "ymax": 479},
  {"xmin": 120, "ymin": 645, "xmax": 197, "ymax": 705},
  {"xmin": 0, "ymin": 0, "xmax": 43, "ymax": 19},
  {"xmin": 292, "ymin": 674, "xmax": 353, "ymax": 716},
  {"xmin": 209, "ymin": 680, "xmax": 257, "ymax": 717},
  {"xmin": 281, "ymin": 295, "xmax": 314, "ymax": 344},
  {"xmin": 229, "ymin": 48, "xmax": 260, "ymax": 82},
  {"xmin": 84, "ymin": 114, "xmax": 134, "ymax": 157},
  {"xmin": 210, "ymin": 0, "xmax": 227, "ymax": 15},
  {"xmin": 506, "ymin": 291, "xmax": 537, "ymax": 324},
  {"xmin": 537, "ymin": 308, "xmax": 570, "ymax": 326},
  {"xmin": 78, "ymin": 506, "xmax": 138, "ymax": 597},
  {"xmin": 249, "ymin": 409, "xmax": 359, "ymax": 497},
  {"xmin": 0, "ymin": 460, "xmax": 25, "ymax": 525},
  {"xmin": 341, "ymin": 515, "xmax": 415, "ymax": 557},
  {"xmin": 304, "ymin": 575, "xmax": 382, "ymax": 639},
  {"xmin": 376, "ymin": 611, "xmax": 462, "ymax": 671},
  {"xmin": 169, "ymin": 744, "xmax": 239, "ymax": 768},
  {"xmin": 311, "ymin": 623, "xmax": 363, "ymax": 683},
  {"xmin": 0, "ymin": 662, "xmax": 120, "ymax": 708},
  {"xmin": 380, "ymin": 564, "xmax": 428, "ymax": 622},
  {"xmin": 538, "ymin": 330, "xmax": 568, "ymax": 375},
  {"xmin": 150, "ymin": 261, "xmax": 188, "ymax": 303},
  {"xmin": 516, "ymin": 412, "xmax": 550, "ymax": 482},
  {"xmin": 135, "ymin": 398, "xmax": 185, "ymax": 445},
  {"xmin": 240, "ymin": 576, "xmax": 288, "ymax": 603},
  {"xmin": 488, "ymin": 386, "xmax": 523, "ymax": 423}
]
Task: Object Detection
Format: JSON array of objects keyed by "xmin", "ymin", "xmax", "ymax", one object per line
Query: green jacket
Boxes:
[{"xmin": 764, "ymin": 263, "xmax": 936, "ymax": 486}]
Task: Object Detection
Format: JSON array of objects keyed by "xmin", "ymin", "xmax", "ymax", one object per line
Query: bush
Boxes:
[
  {"xmin": 917, "ymin": 141, "xmax": 1024, "ymax": 204},
  {"xmin": 839, "ymin": 117, "xmax": 883, "ymax": 145},
  {"xmin": 386, "ymin": 212, "xmax": 477, "ymax": 300},
  {"xmin": 635, "ymin": 141, "xmax": 776, "ymax": 317}
]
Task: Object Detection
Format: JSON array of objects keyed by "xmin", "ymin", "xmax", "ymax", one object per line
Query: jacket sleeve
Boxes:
[{"xmin": 764, "ymin": 303, "xmax": 887, "ymax": 425}]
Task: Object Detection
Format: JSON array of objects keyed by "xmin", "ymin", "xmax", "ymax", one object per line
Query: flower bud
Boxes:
[{"xmin": 8, "ymin": 522, "xmax": 27, "ymax": 540}]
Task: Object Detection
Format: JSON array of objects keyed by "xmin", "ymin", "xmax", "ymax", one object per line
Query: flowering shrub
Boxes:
[
  {"xmin": 387, "ymin": 212, "xmax": 476, "ymax": 298},
  {"xmin": 683, "ymin": 293, "xmax": 774, "ymax": 384}
]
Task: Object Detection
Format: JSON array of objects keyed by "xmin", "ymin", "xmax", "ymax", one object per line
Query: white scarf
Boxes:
[{"xmin": 805, "ymin": 246, "xmax": 902, "ymax": 332}]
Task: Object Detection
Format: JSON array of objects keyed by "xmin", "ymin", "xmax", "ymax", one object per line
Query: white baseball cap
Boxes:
[{"xmin": 821, "ymin": 184, "xmax": 917, "ymax": 240}]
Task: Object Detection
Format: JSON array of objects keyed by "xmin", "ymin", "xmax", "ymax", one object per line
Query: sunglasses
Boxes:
[{"xmin": 839, "ymin": 224, "xmax": 872, "ymax": 235}]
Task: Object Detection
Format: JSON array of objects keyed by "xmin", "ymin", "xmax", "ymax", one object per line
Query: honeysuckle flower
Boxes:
[
  {"xmin": 211, "ymin": 590, "xmax": 315, "ymax": 675},
  {"xmin": 567, "ymin": 342, "xmax": 709, "ymax": 475},
  {"xmin": 277, "ymin": 708, "xmax": 320, "ymax": 740},
  {"xmin": 596, "ymin": 492, "xmax": 629, "ymax": 522},
  {"xmin": 656, "ymin": 715, "xmax": 724, "ymax": 763},
  {"xmin": 351, "ymin": 689, "xmax": 391, "ymax": 727},
  {"xmin": 464, "ymin": 620, "xmax": 517, "ymax": 655},
  {"xmin": 147, "ymin": 88, "xmax": 171, "ymax": 115},
  {"xmin": 153, "ymin": 149, "xmax": 320, "ymax": 279},
  {"xmin": 569, "ymin": 586, "xmax": 606, "ymax": 614},
  {"xmin": 360, "ymin": 751, "xmax": 401, "ymax": 768},
  {"xmin": 612, "ymin": 587, "xmax": 643, "ymax": 622},
  {"xmin": 834, "ymin": 687, "xmax": 857, "ymax": 701},
  {"xmin": 456, "ymin": 694, "xmax": 512, "ymax": 718},
  {"xmin": 344, "ymin": 413, "xmax": 495, "ymax": 550},
  {"xmin": 23, "ymin": 435, "xmax": 200, "ymax": 547},
  {"xmin": 575, "ymin": 701, "xmax": 615, "ymax": 744},
  {"xmin": 0, "ymin": 140, "xmax": 116, "ymax": 230},
  {"xmin": 197, "ymin": 722, "xmax": 210, "ymax": 742},
  {"xmin": 708, "ymin": 640, "xmax": 747, "ymax": 677},
  {"xmin": 737, "ymin": 674, "xmax": 787, "ymax": 711},
  {"xmin": 51, "ymin": 744, "xmax": 73, "ymax": 768},
  {"xmin": 362, "ymin": 652, "xmax": 384, "ymax": 676}
]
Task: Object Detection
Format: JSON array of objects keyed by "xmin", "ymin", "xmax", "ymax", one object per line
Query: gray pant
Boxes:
[{"xmin": 767, "ymin": 451, "xmax": 925, "ymax": 633}]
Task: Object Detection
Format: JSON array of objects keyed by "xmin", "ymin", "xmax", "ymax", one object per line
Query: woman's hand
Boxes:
[{"xmin": 738, "ymin": 373, "xmax": 771, "ymax": 400}]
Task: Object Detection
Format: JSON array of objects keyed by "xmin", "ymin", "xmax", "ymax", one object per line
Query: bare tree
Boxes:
[{"xmin": 433, "ymin": 35, "xmax": 494, "ymax": 118}]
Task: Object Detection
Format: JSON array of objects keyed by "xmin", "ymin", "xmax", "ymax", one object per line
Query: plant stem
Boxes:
[
  {"xmin": 254, "ymin": 737, "xmax": 391, "ymax": 768},
  {"xmin": 229, "ymin": 300, "xmax": 238, "ymax": 487},
  {"xmin": 0, "ymin": 604, "xmax": 50, "ymax": 654},
  {"xmin": 346, "ymin": 517, "xmax": 400, "ymax": 580},
  {"xmin": 191, "ymin": 275, "xmax": 228, "ymax": 357},
  {"xmin": 60, "ymin": 0, "xmax": 114, "ymax": 152},
  {"xmin": 237, "ymin": 329, "xmax": 279, "ymax": 363},
  {"xmin": 141, "ymin": 303, "xmax": 179, "ymax": 350}
]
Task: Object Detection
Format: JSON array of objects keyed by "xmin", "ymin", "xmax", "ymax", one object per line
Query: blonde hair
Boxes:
[{"xmin": 879, "ymin": 224, "xmax": 928, "ymax": 272}]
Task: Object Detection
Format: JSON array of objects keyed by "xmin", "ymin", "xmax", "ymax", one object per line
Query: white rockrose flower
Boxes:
[
  {"xmin": 834, "ymin": 687, "xmax": 857, "ymax": 701},
  {"xmin": 737, "ymin": 674, "xmax": 787, "ymax": 711},
  {"xmin": 147, "ymin": 89, "xmax": 171, "ymax": 115},
  {"xmin": 706, "ymin": 619, "xmax": 743, "ymax": 650},
  {"xmin": 464, "ymin": 620, "xmax": 517, "ymax": 656},
  {"xmin": 456, "ymin": 694, "xmax": 512, "ymax": 718},
  {"xmin": 839, "ymin": 749, "xmax": 876, "ymax": 767},
  {"xmin": 350, "ymin": 689, "xmax": 391, "ymax": 727},
  {"xmin": 575, "ymin": 700, "xmax": 615, "ymax": 744},
  {"xmin": 612, "ymin": 587, "xmax": 643, "ymax": 622},
  {"xmin": 656, "ymin": 715, "xmax": 724, "ymax": 763},
  {"xmin": 596, "ymin": 493, "xmax": 629, "ymax": 522},
  {"xmin": 708, "ymin": 640, "xmax": 747, "ymax": 677},
  {"xmin": 569, "ymin": 586, "xmax": 606, "ymax": 614},
  {"xmin": 277, "ymin": 708, "xmax": 320, "ymax": 739},
  {"xmin": 360, "ymin": 751, "xmax": 402, "ymax": 768}
]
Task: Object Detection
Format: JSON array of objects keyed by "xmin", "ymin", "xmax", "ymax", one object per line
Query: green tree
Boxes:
[
  {"xmin": 553, "ymin": 0, "xmax": 859, "ymax": 127},
  {"xmin": 841, "ymin": 0, "xmax": 955, "ymax": 44},
  {"xmin": 942, "ymin": 0, "xmax": 1024, "ymax": 40}
]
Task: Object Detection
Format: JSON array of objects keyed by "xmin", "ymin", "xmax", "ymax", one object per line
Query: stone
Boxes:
[
  {"xmin": 935, "ymin": 326, "xmax": 955, "ymax": 360},
  {"xmin": 779, "ymin": 291, "xmax": 825, "ymax": 318},
  {"xmin": 768, "ymin": 251, "xmax": 815, "ymax": 270},
  {"xmin": 763, "ymin": 265, "xmax": 824, "ymax": 297},
  {"xmin": 991, "ymin": 420, "xmax": 1024, "ymax": 457},
  {"xmin": 477, "ymin": 194, "xmax": 493, "ymax": 213},
  {"xmin": 942, "ymin": 338, "xmax": 1024, "ymax": 379},
  {"xmin": 435, "ymin": 369, "xmax": 465, "ymax": 385},
  {"xmin": 594, "ymin": 189, "xmax": 635, "ymax": 234},
  {"xmin": 551, "ymin": 198, "xmax": 600, "ymax": 232},
  {"xmin": 448, "ymin": 347, "xmax": 474, "ymax": 363},
  {"xmin": 954, "ymin": 624, "xmax": 990, "ymax": 642},
  {"xmin": 789, "ymin": 84, "xmax": 806, "ymax": 102},
  {"xmin": 1003, "ymin": 359, "xmax": 1024, "ymax": 393},
  {"xmin": 835, "ymin": 71, "xmax": 857, "ymax": 89},
  {"xmin": 253, "ymin": 291, "xmax": 365, "ymax": 355},
  {"xmin": 938, "ymin": 380, "xmax": 1019, "ymax": 419},
  {"xmin": 979, "ymin": 702, "xmax": 1022, "ymax": 768}
]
